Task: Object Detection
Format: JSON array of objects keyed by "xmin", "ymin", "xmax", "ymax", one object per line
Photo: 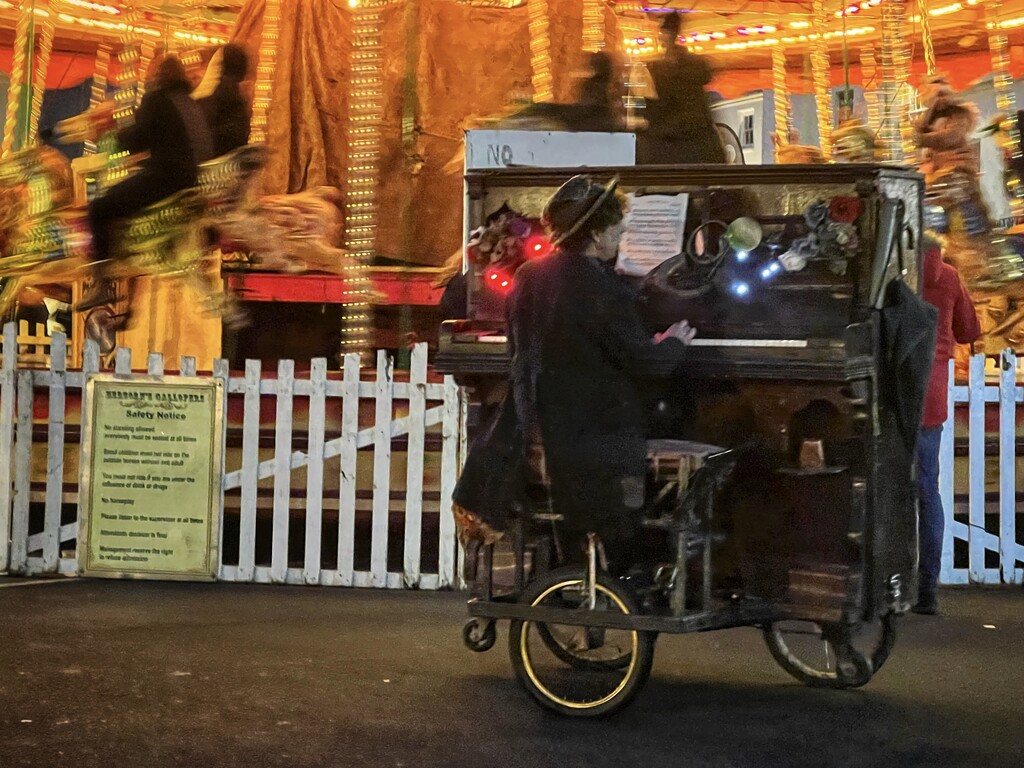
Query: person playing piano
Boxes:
[{"xmin": 454, "ymin": 175, "xmax": 696, "ymax": 574}]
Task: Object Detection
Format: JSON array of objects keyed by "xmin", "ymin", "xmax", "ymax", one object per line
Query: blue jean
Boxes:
[{"xmin": 916, "ymin": 425, "xmax": 944, "ymax": 594}]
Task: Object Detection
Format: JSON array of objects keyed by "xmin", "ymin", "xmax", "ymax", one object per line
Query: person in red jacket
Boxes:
[{"xmin": 916, "ymin": 242, "xmax": 982, "ymax": 614}]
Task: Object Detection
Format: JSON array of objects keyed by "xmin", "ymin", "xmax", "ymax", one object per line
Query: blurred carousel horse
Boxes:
[
  {"xmin": 1, "ymin": 121, "xmax": 361, "ymax": 331},
  {"xmin": 0, "ymin": 142, "xmax": 265, "ymax": 327},
  {"xmin": 924, "ymin": 168, "xmax": 1024, "ymax": 354}
]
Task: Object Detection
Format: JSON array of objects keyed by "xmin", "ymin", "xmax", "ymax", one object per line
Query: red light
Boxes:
[
  {"xmin": 486, "ymin": 270, "xmax": 513, "ymax": 294},
  {"xmin": 525, "ymin": 235, "xmax": 552, "ymax": 259}
]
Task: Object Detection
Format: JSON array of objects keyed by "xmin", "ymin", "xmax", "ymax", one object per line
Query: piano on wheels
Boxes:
[{"xmin": 440, "ymin": 164, "xmax": 927, "ymax": 711}]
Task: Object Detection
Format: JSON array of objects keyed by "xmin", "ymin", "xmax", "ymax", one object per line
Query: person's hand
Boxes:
[{"xmin": 654, "ymin": 319, "xmax": 696, "ymax": 345}]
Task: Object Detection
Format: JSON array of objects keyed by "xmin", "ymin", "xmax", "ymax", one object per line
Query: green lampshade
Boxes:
[{"xmin": 723, "ymin": 217, "xmax": 762, "ymax": 253}]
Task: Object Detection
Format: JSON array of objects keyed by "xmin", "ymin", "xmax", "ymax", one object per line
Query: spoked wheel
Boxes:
[
  {"xmin": 508, "ymin": 567, "xmax": 655, "ymax": 717},
  {"xmin": 763, "ymin": 613, "xmax": 896, "ymax": 689}
]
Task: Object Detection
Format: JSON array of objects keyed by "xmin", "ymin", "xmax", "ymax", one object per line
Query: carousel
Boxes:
[{"xmin": 2, "ymin": 0, "xmax": 1024, "ymax": 370}]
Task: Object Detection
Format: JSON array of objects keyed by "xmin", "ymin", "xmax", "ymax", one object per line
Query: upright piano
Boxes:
[{"xmin": 437, "ymin": 164, "xmax": 924, "ymax": 619}]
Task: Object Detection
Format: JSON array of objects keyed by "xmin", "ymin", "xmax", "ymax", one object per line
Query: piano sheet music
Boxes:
[{"xmin": 615, "ymin": 192, "xmax": 689, "ymax": 277}]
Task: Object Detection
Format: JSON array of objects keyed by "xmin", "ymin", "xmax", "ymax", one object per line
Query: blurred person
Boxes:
[
  {"xmin": 914, "ymin": 241, "xmax": 981, "ymax": 614},
  {"xmin": 645, "ymin": 12, "xmax": 724, "ymax": 164},
  {"xmin": 79, "ymin": 55, "xmax": 214, "ymax": 311},
  {"xmin": 196, "ymin": 43, "xmax": 252, "ymax": 157},
  {"xmin": 571, "ymin": 51, "xmax": 620, "ymax": 133}
]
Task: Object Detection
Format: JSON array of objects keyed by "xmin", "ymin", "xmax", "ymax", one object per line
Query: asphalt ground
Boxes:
[{"xmin": 1, "ymin": 579, "xmax": 1022, "ymax": 768}]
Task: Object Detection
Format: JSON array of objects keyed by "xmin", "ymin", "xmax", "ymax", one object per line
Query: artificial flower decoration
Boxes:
[
  {"xmin": 467, "ymin": 204, "xmax": 544, "ymax": 273},
  {"xmin": 797, "ymin": 197, "xmax": 864, "ymax": 275},
  {"xmin": 827, "ymin": 196, "xmax": 864, "ymax": 224}
]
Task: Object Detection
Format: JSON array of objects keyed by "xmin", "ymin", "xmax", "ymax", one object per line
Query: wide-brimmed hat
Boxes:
[{"xmin": 542, "ymin": 174, "xmax": 620, "ymax": 247}]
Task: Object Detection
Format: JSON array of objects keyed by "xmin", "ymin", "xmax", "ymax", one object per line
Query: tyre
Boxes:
[
  {"xmin": 508, "ymin": 567, "xmax": 655, "ymax": 717},
  {"xmin": 763, "ymin": 613, "xmax": 896, "ymax": 689}
]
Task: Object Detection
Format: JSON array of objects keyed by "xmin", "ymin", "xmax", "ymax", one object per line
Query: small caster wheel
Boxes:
[{"xmin": 463, "ymin": 619, "xmax": 496, "ymax": 652}]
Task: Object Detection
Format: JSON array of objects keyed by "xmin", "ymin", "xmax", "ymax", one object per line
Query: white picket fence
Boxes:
[
  {"xmin": 941, "ymin": 352, "xmax": 1024, "ymax": 585},
  {"xmin": 2, "ymin": 319, "xmax": 1024, "ymax": 587},
  {"xmin": 0, "ymin": 322, "xmax": 465, "ymax": 589}
]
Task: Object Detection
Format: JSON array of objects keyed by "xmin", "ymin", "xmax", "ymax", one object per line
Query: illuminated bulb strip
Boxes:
[
  {"xmin": 991, "ymin": 14, "xmax": 1024, "ymax": 27},
  {"xmin": 54, "ymin": 12, "xmax": 158, "ymax": 36},
  {"xmin": 528, "ymin": 0, "xmax": 553, "ymax": 102},
  {"xmin": 63, "ymin": 0, "xmax": 117, "ymax": 12},
  {"xmin": 342, "ymin": 4, "xmax": 384, "ymax": 360},
  {"xmin": 1, "ymin": 0, "xmax": 34, "ymax": 158},
  {"xmin": 173, "ymin": 30, "xmax": 227, "ymax": 45},
  {"xmin": 28, "ymin": 0, "xmax": 55, "ymax": 145},
  {"xmin": 250, "ymin": 0, "xmax": 281, "ymax": 143},
  {"xmin": 771, "ymin": 45, "xmax": 790, "ymax": 150},
  {"xmin": 987, "ymin": 0, "xmax": 1024, "ymax": 217},
  {"xmin": 811, "ymin": 0, "xmax": 833, "ymax": 159},
  {"xmin": 583, "ymin": 0, "xmax": 604, "ymax": 52}
]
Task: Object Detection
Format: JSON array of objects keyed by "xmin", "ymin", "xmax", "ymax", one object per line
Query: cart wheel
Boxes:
[
  {"xmin": 463, "ymin": 619, "xmax": 496, "ymax": 653},
  {"xmin": 508, "ymin": 567, "xmax": 654, "ymax": 717},
  {"xmin": 763, "ymin": 613, "xmax": 896, "ymax": 689}
]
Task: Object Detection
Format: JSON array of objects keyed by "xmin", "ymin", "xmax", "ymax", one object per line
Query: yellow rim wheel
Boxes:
[{"xmin": 517, "ymin": 578, "xmax": 640, "ymax": 711}]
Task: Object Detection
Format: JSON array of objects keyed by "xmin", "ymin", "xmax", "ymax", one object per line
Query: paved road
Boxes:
[{"xmin": 1, "ymin": 579, "xmax": 1021, "ymax": 768}]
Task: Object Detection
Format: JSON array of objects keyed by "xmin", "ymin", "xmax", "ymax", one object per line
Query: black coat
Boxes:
[
  {"xmin": 197, "ymin": 78, "xmax": 251, "ymax": 158},
  {"xmin": 118, "ymin": 84, "xmax": 214, "ymax": 191},
  {"xmin": 455, "ymin": 249, "xmax": 686, "ymax": 529}
]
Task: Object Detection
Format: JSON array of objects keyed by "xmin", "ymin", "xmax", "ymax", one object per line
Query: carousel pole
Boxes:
[
  {"xmin": 27, "ymin": 0, "xmax": 55, "ymax": 146},
  {"xmin": 987, "ymin": 0, "xmax": 1024, "ymax": 219},
  {"xmin": 771, "ymin": 45, "xmax": 791, "ymax": 156},
  {"xmin": 810, "ymin": 0, "xmax": 833, "ymax": 159},
  {"xmin": 1, "ymin": 0, "xmax": 35, "ymax": 158},
  {"xmin": 860, "ymin": 46, "xmax": 881, "ymax": 139},
  {"xmin": 915, "ymin": 0, "xmax": 937, "ymax": 76},
  {"xmin": 528, "ymin": 0, "xmax": 553, "ymax": 102}
]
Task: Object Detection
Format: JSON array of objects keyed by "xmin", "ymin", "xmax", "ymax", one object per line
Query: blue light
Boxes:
[
  {"xmin": 732, "ymin": 281, "xmax": 750, "ymax": 297},
  {"xmin": 760, "ymin": 262, "xmax": 781, "ymax": 280},
  {"xmin": 736, "ymin": 250, "xmax": 749, "ymax": 262}
]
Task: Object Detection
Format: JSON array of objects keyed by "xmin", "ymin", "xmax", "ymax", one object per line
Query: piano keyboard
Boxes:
[
  {"xmin": 461, "ymin": 335, "xmax": 809, "ymax": 349},
  {"xmin": 688, "ymin": 339, "xmax": 808, "ymax": 348}
]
